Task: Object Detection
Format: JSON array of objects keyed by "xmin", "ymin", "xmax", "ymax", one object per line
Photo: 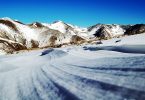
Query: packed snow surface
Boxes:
[{"xmin": 0, "ymin": 33, "xmax": 145, "ymax": 100}]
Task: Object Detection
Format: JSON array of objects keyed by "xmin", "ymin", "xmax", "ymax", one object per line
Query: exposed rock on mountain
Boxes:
[
  {"xmin": 88, "ymin": 24, "xmax": 125, "ymax": 39},
  {"xmin": 29, "ymin": 22, "xmax": 44, "ymax": 28},
  {"xmin": 125, "ymin": 24, "xmax": 145, "ymax": 35},
  {"xmin": 0, "ymin": 19, "xmax": 18, "ymax": 32},
  {"xmin": 0, "ymin": 38, "xmax": 26, "ymax": 54},
  {"xmin": 71, "ymin": 35, "xmax": 85, "ymax": 44}
]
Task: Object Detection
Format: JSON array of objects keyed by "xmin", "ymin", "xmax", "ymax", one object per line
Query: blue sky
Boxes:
[{"xmin": 0, "ymin": 0, "xmax": 145, "ymax": 27}]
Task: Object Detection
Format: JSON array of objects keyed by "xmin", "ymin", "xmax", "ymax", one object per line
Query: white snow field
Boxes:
[{"xmin": 0, "ymin": 33, "xmax": 145, "ymax": 100}]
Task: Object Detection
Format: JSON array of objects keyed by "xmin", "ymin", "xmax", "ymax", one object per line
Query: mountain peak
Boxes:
[
  {"xmin": 30, "ymin": 22, "xmax": 44, "ymax": 27},
  {"xmin": 1, "ymin": 17, "xmax": 13, "ymax": 21},
  {"xmin": 53, "ymin": 20, "xmax": 63, "ymax": 23},
  {"xmin": 52, "ymin": 20, "xmax": 66, "ymax": 25}
]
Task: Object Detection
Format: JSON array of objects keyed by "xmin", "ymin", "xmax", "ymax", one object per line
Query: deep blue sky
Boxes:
[{"xmin": 0, "ymin": 0, "xmax": 145, "ymax": 27}]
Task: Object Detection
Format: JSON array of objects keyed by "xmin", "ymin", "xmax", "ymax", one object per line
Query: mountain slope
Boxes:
[
  {"xmin": 88, "ymin": 24, "xmax": 125, "ymax": 39},
  {"xmin": 0, "ymin": 18, "xmax": 87, "ymax": 54}
]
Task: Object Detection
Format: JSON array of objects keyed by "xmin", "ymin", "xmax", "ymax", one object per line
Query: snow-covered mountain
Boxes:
[
  {"xmin": 0, "ymin": 18, "xmax": 86, "ymax": 54},
  {"xmin": 88, "ymin": 24, "xmax": 125, "ymax": 39},
  {"xmin": 0, "ymin": 17, "xmax": 145, "ymax": 54}
]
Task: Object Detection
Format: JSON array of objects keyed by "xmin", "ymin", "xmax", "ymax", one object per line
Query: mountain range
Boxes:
[{"xmin": 0, "ymin": 17, "xmax": 145, "ymax": 54}]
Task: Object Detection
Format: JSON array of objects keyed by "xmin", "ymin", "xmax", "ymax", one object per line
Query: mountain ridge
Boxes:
[{"xmin": 0, "ymin": 17, "xmax": 145, "ymax": 54}]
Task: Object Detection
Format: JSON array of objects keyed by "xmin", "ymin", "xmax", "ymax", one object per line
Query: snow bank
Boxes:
[{"xmin": 94, "ymin": 33, "xmax": 145, "ymax": 54}]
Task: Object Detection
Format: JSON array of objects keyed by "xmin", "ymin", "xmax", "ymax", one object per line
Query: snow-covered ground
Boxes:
[{"xmin": 0, "ymin": 33, "xmax": 145, "ymax": 100}]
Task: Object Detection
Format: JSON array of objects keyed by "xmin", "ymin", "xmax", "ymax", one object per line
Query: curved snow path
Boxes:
[{"xmin": 0, "ymin": 47, "xmax": 145, "ymax": 100}]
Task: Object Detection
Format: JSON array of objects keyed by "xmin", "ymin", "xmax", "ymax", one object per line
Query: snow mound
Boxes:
[
  {"xmin": 91, "ymin": 33, "xmax": 145, "ymax": 54},
  {"xmin": 40, "ymin": 49, "xmax": 68, "ymax": 57}
]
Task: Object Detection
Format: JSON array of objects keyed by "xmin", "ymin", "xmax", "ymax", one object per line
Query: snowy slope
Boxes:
[
  {"xmin": 93, "ymin": 33, "xmax": 145, "ymax": 53},
  {"xmin": 43, "ymin": 21, "xmax": 87, "ymax": 35},
  {"xmin": 47, "ymin": 21, "xmax": 67, "ymax": 33},
  {"xmin": 0, "ymin": 33, "xmax": 145, "ymax": 100}
]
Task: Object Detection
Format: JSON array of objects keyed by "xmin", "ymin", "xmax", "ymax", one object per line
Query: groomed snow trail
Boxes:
[{"xmin": 0, "ymin": 46, "xmax": 145, "ymax": 100}]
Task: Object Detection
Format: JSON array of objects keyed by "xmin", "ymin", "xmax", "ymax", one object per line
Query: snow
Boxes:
[
  {"xmin": 0, "ymin": 33, "xmax": 145, "ymax": 100},
  {"xmin": 0, "ymin": 50, "xmax": 6, "ymax": 55},
  {"xmin": 13, "ymin": 21, "xmax": 38, "ymax": 41},
  {"xmin": 67, "ymin": 24, "xmax": 87, "ymax": 33},
  {"xmin": 110, "ymin": 25, "xmax": 125, "ymax": 36},
  {"xmin": 0, "ymin": 17, "xmax": 40, "ymax": 48},
  {"xmin": 1, "ymin": 17, "xmax": 13, "ymax": 21},
  {"xmin": 42, "ymin": 21, "xmax": 88, "ymax": 38},
  {"xmin": 0, "ymin": 24, "xmax": 12, "ymax": 33},
  {"xmin": 117, "ymin": 33, "xmax": 145, "ymax": 45},
  {"xmin": 47, "ymin": 21, "xmax": 67, "ymax": 33},
  {"xmin": 0, "ymin": 24, "xmax": 17, "ymax": 39},
  {"xmin": 88, "ymin": 24, "xmax": 101, "ymax": 36},
  {"xmin": 88, "ymin": 24, "xmax": 125, "ymax": 37}
]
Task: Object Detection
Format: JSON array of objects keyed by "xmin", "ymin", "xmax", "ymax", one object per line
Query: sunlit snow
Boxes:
[{"xmin": 0, "ymin": 33, "xmax": 145, "ymax": 100}]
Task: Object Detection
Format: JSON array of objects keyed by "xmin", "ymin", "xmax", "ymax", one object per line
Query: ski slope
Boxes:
[{"xmin": 0, "ymin": 33, "xmax": 145, "ymax": 100}]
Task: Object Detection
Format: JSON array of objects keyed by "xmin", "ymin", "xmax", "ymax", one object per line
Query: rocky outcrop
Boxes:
[
  {"xmin": 93, "ymin": 26, "xmax": 112, "ymax": 39},
  {"xmin": 89, "ymin": 24, "xmax": 125, "ymax": 39},
  {"xmin": 0, "ymin": 39, "xmax": 26, "ymax": 54},
  {"xmin": 29, "ymin": 22, "xmax": 44, "ymax": 28},
  {"xmin": 71, "ymin": 35, "xmax": 85, "ymax": 44},
  {"xmin": 125, "ymin": 24, "xmax": 145, "ymax": 35},
  {"xmin": 31, "ymin": 39, "xmax": 39, "ymax": 48},
  {"xmin": 0, "ymin": 19, "xmax": 18, "ymax": 32}
]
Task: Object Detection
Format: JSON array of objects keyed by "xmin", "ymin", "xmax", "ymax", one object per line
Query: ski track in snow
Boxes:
[{"xmin": 0, "ymin": 46, "xmax": 145, "ymax": 100}]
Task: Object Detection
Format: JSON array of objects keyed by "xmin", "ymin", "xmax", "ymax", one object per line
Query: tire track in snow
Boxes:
[
  {"xmin": 42, "ymin": 63, "xmax": 145, "ymax": 100},
  {"xmin": 0, "ymin": 48, "xmax": 145, "ymax": 100},
  {"xmin": 49, "ymin": 54, "xmax": 145, "ymax": 92}
]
